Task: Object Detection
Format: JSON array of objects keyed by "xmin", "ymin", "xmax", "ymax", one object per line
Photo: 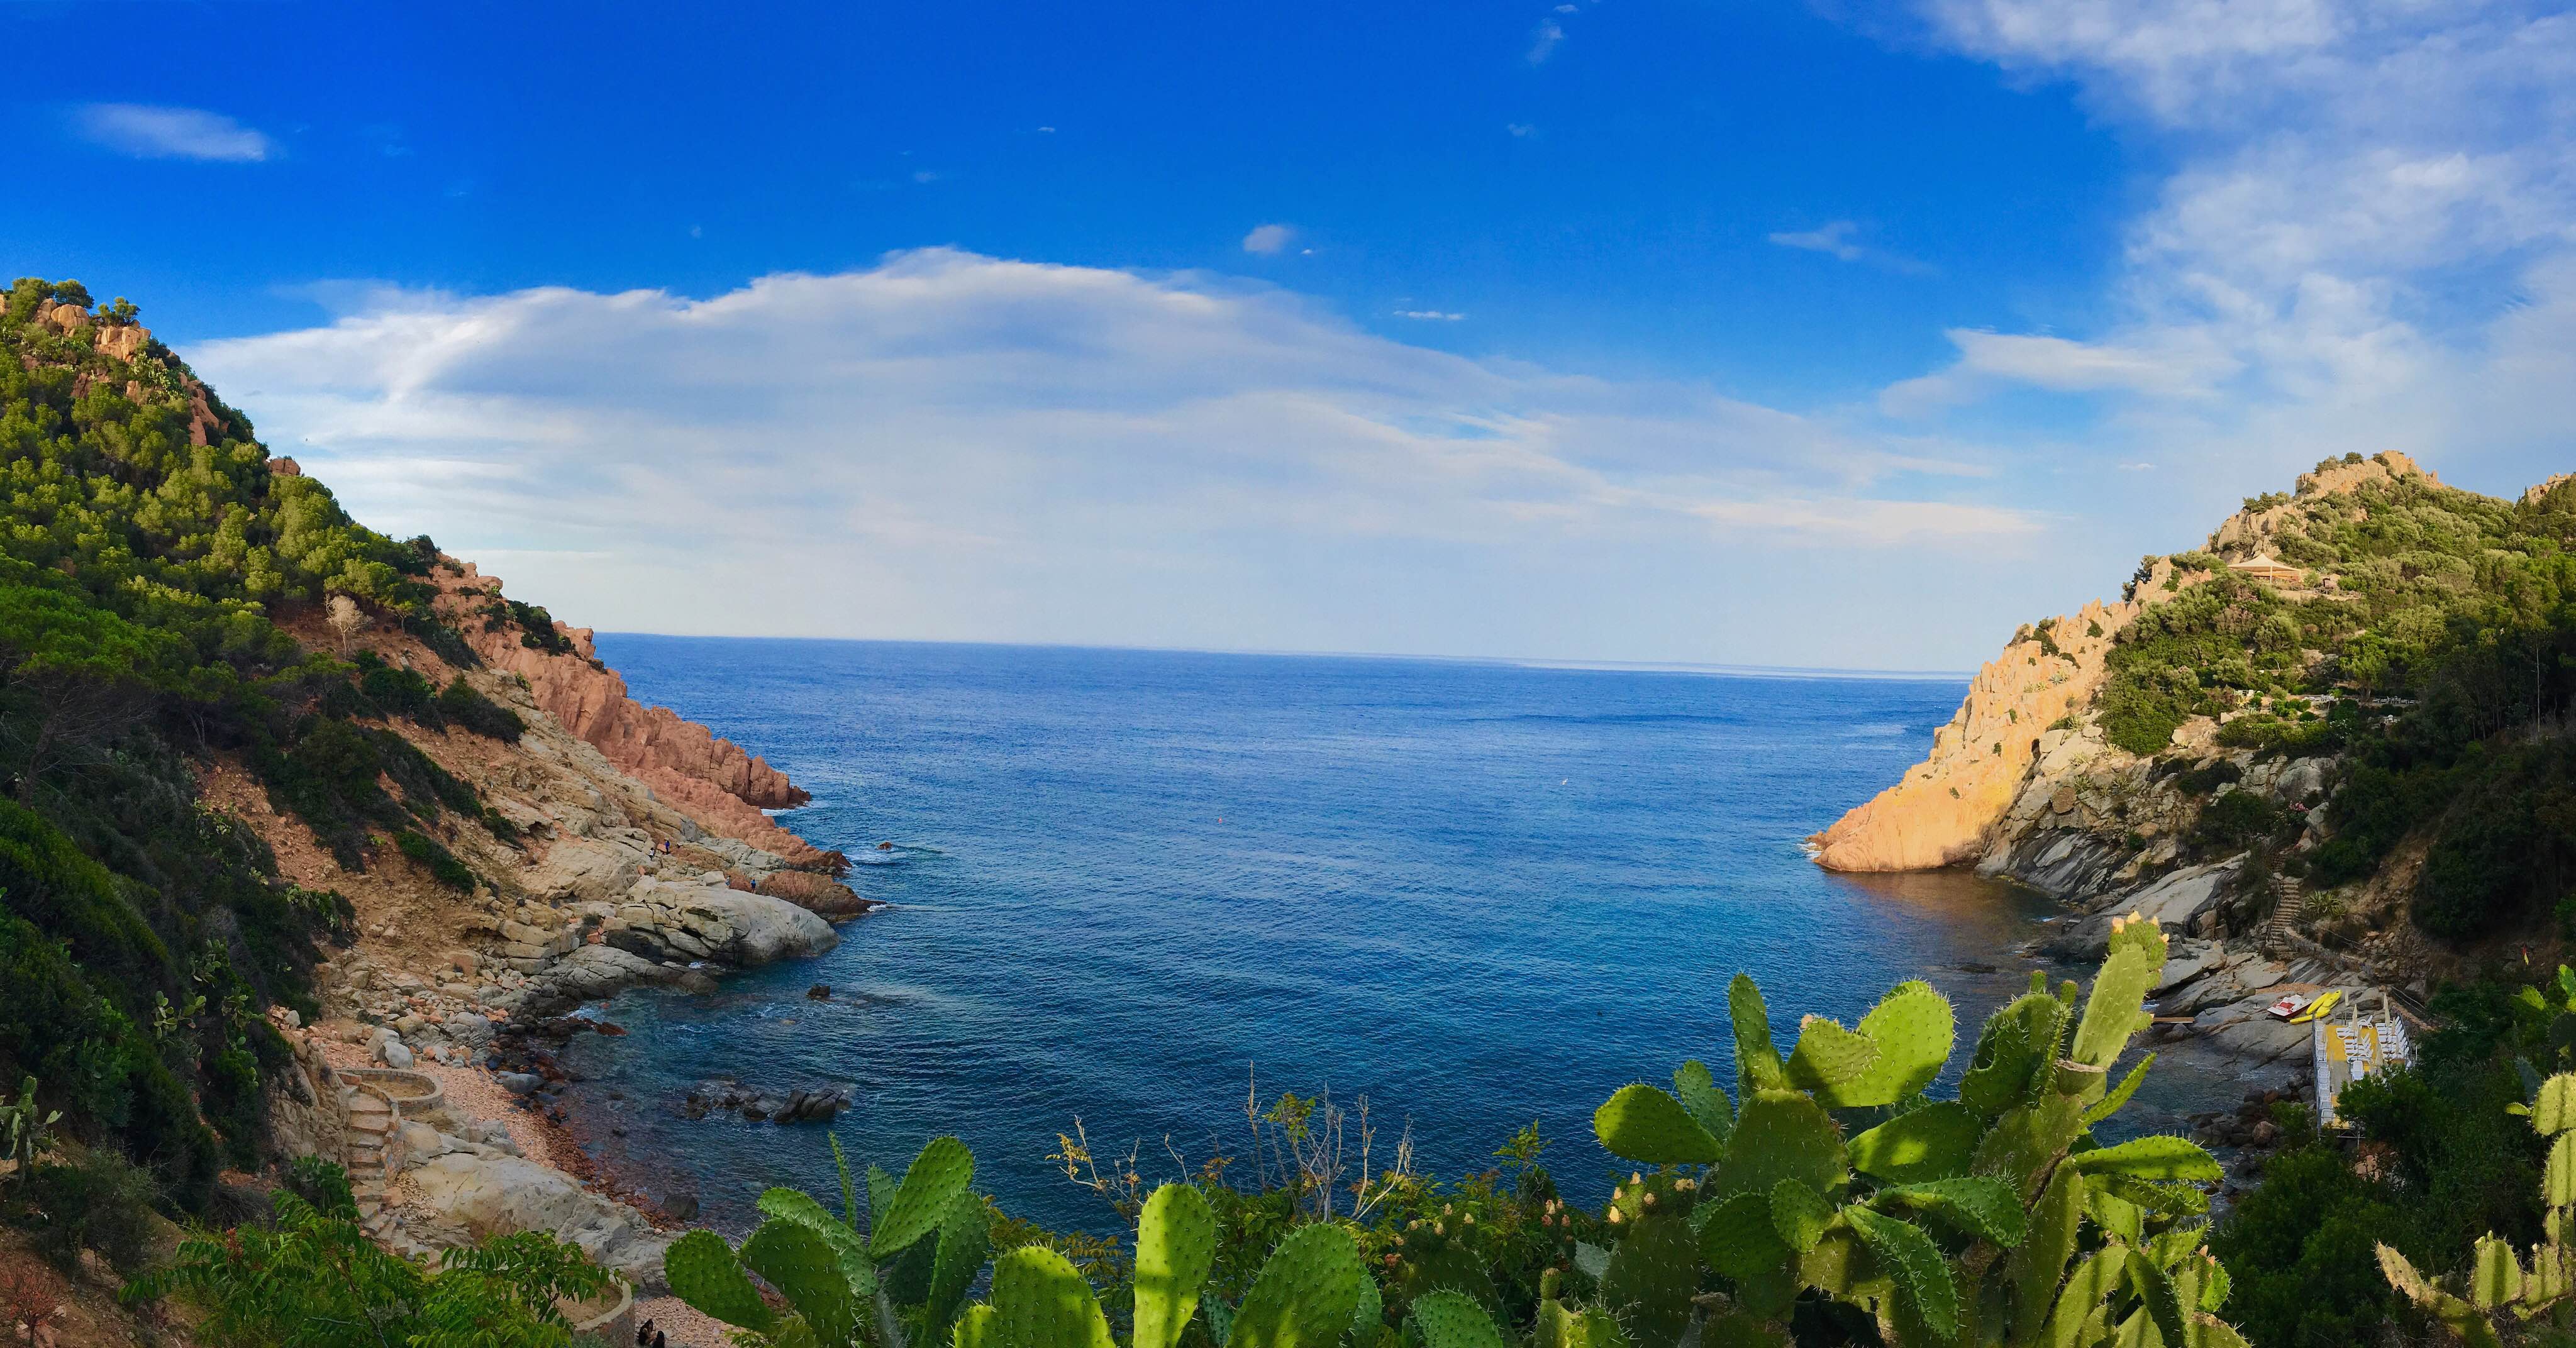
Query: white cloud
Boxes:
[
  {"xmin": 1242, "ymin": 223, "xmax": 1296, "ymax": 255},
  {"xmin": 72, "ymin": 103, "xmax": 274, "ymax": 162},
  {"xmin": 1768, "ymin": 220, "xmax": 1935, "ymax": 274},
  {"xmin": 1396, "ymin": 310, "xmax": 1466, "ymax": 321},
  {"xmin": 1507, "ymin": 123, "xmax": 1538, "ymax": 138},
  {"xmin": 1769, "ymin": 221, "xmax": 1867, "ymax": 262},
  {"xmin": 1882, "ymin": 328, "xmax": 2239, "ymax": 414},
  {"xmin": 190, "ymin": 253, "xmax": 2047, "ymax": 665},
  {"xmin": 1875, "ymin": 0, "xmax": 2576, "ymax": 495},
  {"xmin": 1528, "ymin": 20, "xmax": 1565, "ymax": 62}
]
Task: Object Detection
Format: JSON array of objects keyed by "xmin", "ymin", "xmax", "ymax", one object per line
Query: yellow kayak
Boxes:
[{"xmin": 2287, "ymin": 990, "xmax": 2344, "ymax": 1024}]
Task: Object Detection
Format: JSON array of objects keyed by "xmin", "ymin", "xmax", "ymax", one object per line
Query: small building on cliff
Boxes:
[{"xmin": 2228, "ymin": 553, "xmax": 2305, "ymax": 585}]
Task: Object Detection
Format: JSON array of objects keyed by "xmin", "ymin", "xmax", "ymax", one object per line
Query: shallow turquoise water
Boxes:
[{"xmin": 558, "ymin": 639, "xmax": 2110, "ymax": 1234}]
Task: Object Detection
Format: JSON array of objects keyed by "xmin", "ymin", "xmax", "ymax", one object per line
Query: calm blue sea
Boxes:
[{"xmin": 555, "ymin": 639, "xmax": 2184, "ymax": 1235}]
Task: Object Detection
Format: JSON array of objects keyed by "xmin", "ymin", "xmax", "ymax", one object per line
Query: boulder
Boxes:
[
  {"xmin": 406, "ymin": 1152, "xmax": 672, "ymax": 1286},
  {"xmin": 538, "ymin": 945, "xmax": 681, "ymax": 1000},
  {"xmin": 757, "ymin": 870, "xmax": 871, "ymax": 917},
  {"xmin": 521, "ymin": 837, "xmax": 646, "ymax": 907},
  {"xmin": 2123, "ymin": 858, "xmax": 2243, "ymax": 933},
  {"xmin": 630, "ymin": 878, "xmax": 836, "ymax": 965},
  {"xmin": 377, "ymin": 1038, "xmax": 414, "ymax": 1069}
]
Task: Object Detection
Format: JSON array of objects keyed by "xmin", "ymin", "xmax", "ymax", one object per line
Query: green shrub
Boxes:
[
  {"xmin": 436, "ymin": 677, "xmax": 524, "ymax": 741},
  {"xmin": 126, "ymin": 1163, "xmax": 609, "ymax": 1348},
  {"xmin": 12, "ymin": 1144, "xmax": 163, "ymax": 1273},
  {"xmin": 2196, "ymin": 790, "xmax": 2289, "ymax": 849},
  {"xmin": 393, "ymin": 829, "xmax": 475, "ymax": 892}
]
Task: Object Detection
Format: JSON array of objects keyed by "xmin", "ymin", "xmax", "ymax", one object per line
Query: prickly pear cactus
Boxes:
[
  {"xmin": 1231, "ymin": 1222, "xmax": 1370, "ymax": 1348},
  {"xmin": 991, "ymin": 1245, "xmax": 1118, "ymax": 1348},
  {"xmin": 1601, "ymin": 1207, "xmax": 1698, "ymax": 1348},
  {"xmin": 2384, "ymin": 1068, "xmax": 2576, "ymax": 1344},
  {"xmin": 875, "ymin": 1135, "xmax": 977, "ymax": 1257},
  {"xmin": 1581, "ymin": 921, "xmax": 2233, "ymax": 1348},
  {"xmin": 1133, "ymin": 1183, "xmax": 1218, "ymax": 1348},
  {"xmin": 667, "ymin": 1228, "xmax": 779, "ymax": 1335}
]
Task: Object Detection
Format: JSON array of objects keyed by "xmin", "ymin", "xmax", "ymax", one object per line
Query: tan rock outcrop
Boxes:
[
  {"xmin": 1814, "ymin": 451, "xmax": 2443, "ymax": 875},
  {"xmin": 1810, "ymin": 598, "xmax": 2136, "ymax": 871}
]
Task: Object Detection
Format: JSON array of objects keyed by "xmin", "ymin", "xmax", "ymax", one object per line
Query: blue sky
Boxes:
[{"xmin": 8, "ymin": 1, "xmax": 2572, "ymax": 668}]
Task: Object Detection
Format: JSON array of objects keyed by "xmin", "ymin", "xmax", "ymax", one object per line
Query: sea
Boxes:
[{"xmin": 555, "ymin": 638, "xmax": 2226, "ymax": 1235}]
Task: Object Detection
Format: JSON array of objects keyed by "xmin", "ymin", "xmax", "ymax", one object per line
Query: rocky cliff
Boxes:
[
  {"xmin": 431, "ymin": 561, "xmax": 845, "ymax": 873},
  {"xmin": 1813, "ymin": 451, "xmax": 2441, "ymax": 889},
  {"xmin": 1809, "ymin": 594, "xmax": 2138, "ymax": 870}
]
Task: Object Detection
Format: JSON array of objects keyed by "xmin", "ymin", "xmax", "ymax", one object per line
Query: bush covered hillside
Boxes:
[
  {"xmin": 2090, "ymin": 455, "xmax": 2576, "ymax": 942},
  {"xmin": 0, "ymin": 279, "xmax": 555, "ymax": 1209}
]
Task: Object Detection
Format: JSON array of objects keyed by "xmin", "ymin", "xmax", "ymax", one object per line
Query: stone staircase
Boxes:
[
  {"xmin": 2258, "ymin": 878, "xmax": 2305, "ymax": 956},
  {"xmin": 338, "ymin": 1081, "xmax": 437, "ymax": 1260}
]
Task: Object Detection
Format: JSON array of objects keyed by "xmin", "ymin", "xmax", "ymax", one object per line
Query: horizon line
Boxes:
[{"xmin": 586, "ymin": 631, "xmax": 1976, "ymax": 682}]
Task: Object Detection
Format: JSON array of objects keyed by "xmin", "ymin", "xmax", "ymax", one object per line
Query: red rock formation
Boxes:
[{"xmin": 431, "ymin": 561, "xmax": 847, "ymax": 873}]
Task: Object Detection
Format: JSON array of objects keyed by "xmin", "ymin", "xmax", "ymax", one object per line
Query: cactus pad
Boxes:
[
  {"xmin": 666, "ymin": 1229, "xmax": 779, "ymax": 1334},
  {"xmin": 2004, "ymin": 1167, "xmax": 2084, "ymax": 1337},
  {"xmin": 1719, "ymin": 1090, "xmax": 1848, "ymax": 1202},
  {"xmin": 1133, "ymin": 1183, "xmax": 1217, "ymax": 1348},
  {"xmin": 1844, "ymin": 1208, "xmax": 1957, "ymax": 1341},
  {"xmin": 1840, "ymin": 981, "xmax": 1955, "ymax": 1108},
  {"xmin": 1849, "ymin": 1102, "xmax": 1983, "ymax": 1185},
  {"xmin": 2068, "ymin": 928, "xmax": 2164, "ymax": 1071},
  {"xmin": 2539, "ymin": 1075, "xmax": 2576, "ymax": 1135},
  {"xmin": 2043, "ymin": 1247, "xmax": 2124, "ymax": 1348},
  {"xmin": 926, "ymin": 1189, "xmax": 992, "ymax": 1333},
  {"xmin": 1787, "ymin": 1016, "xmax": 1879, "ymax": 1097},
  {"xmin": 2128, "ymin": 1246, "xmax": 2190, "ymax": 1348},
  {"xmin": 745, "ymin": 1218, "xmax": 862, "ymax": 1347},
  {"xmin": 991, "ymin": 1246, "xmax": 1115, "ymax": 1348},
  {"xmin": 1595, "ymin": 1084, "xmax": 1724, "ymax": 1164},
  {"xmin": 1601, "ymin": 1211, "xmax": 1699, "ymax": 1348},
  {"xmin": 2471, "ymin": 1236, "xmax": 2523, "ymax": 1309},
  {"xmin": 874, "ymin": 1137, "xmax": 977, "ymax": 1259},
  {"xmin": 1537, "ymin": 1300, "xmax": 1631, "ymax": 1348},
  {"xmin": 1869, "ymin": 1177, "xmax": 2026, "ymax": 1247},
  {"xmin": 1970, "ymin": 1094, "xmax": 2088, "ymax": 1202},
  {"xmin": 1767, "ymin": 1180, "xmax": 1835, "ymax": 1254},
  {"xmin": 2551, "ymin": 1133, "xmax": 2576, "ymax": 1209},
  {"xmin": 953, "ymin": 1303, "xmax": 999, "ymax": 1348},
  {"xmin": 1408, "ymin": 1291, "xmax": 1508, "ymax": 1348},
  {"xmin": 1699, "ymin": 1191, "xmax": 1790, "ymax": 1280},
  {"xmin": 2066, "ymin": 1135, "xmax": 2221, "ymax": 1183},
  {"xmin": 1673, "ymin": 1059, "xmax": 1736, "ymax": 1142},
  {"xmin": 1729, "ymin": 974, "xmax": 1787, "ymax": 1095},
  {"xmin": 1233, "ymin": 1222, "xmax": 1368, "ymax": 1348},
  {"xmin": 2080, "ymin": 1052, "xmax": 2155, "ymax": 1128},
  {"xmin": 1960, "ymin": 995, "xmax": 2060, "ymax": 1118},
  {"xmin": 1395, "ymin": 1232, "xmax": 1502, "ymax": 1318}
]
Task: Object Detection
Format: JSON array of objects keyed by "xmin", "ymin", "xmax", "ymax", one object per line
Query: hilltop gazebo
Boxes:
[{"xmin": 2228, "ymin": 553, "xmax": 2306, "ymax": 585}]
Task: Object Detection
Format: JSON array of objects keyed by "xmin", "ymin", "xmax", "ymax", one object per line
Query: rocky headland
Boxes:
[{"xmin": 1813, "ymin": 452, "xmax": 2496, "ymax": 1097}]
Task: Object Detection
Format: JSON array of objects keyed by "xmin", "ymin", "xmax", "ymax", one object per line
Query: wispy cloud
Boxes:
[
  {"xmin": 1767, "ymin": 220, "xmax": 1933, "ymax": 275},
  {"xmin": 1768, "ymin": 221, "xmax": 1866, "ymax": 262},
  {"xmin": 191, "ymin": 253, "xmax": 2044, "ymax": 663},
  {"xmin": 1242, "ymin": 223, "xmax": 1296, "ymax": 255},
  {"xmin": 1872, "ymin": 0, "xmax": 2576, "ymax": 492},
  {"xmin": 1396, "ymin": 309, "xmax": 1465, "ymax": 321},
  {"xmin": 1527, "ymin": 20, "xmax": 1565, "ymax": 62},
  {"xmin": 1882, "ymin": 328, "xmax": 2238, "ymax": 416},
  {"xmin": 72, "ymin": 104, "xmax": 273, "ymax": 162}
]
